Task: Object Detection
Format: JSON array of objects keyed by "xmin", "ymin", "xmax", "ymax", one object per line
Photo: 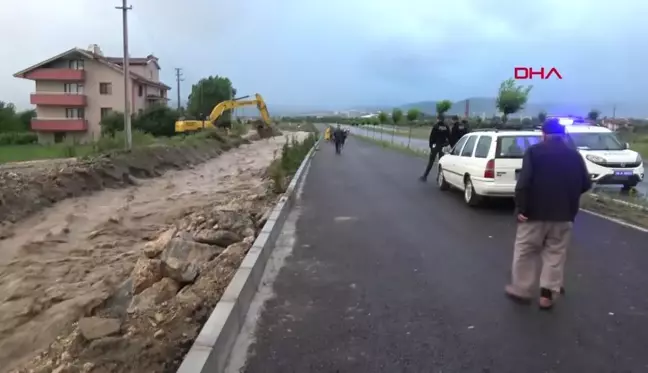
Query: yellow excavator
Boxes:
[{"xmin": 174, "ymin": 93, "xmax": 275, "ymax": 138}]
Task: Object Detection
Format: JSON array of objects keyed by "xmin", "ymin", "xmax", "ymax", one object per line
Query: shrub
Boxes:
[
  {"xmin": 92, "ymin": 130, "xmax": 156, "ymax": 153},
  {"xmin": 0, "ymin": 132, "xmax": 38, "ymax": 145},
  {"xmin": 269, "ymin": 133, "xmax": 318, "ymax": 193}
]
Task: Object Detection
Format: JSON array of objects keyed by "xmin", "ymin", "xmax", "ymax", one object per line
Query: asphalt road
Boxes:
[
  {"xmin": 348, "ymin": 125, "xmax": 648, "ymax": 197},
  {"xmin": 240, "ymin": 136, "xmax": 648, "ymax": 373}
]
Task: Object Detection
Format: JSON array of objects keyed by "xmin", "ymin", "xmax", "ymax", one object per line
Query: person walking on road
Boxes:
[
  {"xmin": 333, "ymin": 125, "xmax": 347, "ymax": 154},
  {"xmin": 449, "ymin": 116, "xmax": 469, "ymax": 147},
  {"xmin": 419, "ymin": 118, "xmax": 450, "ymax": 182},
  {"xmin": 505, "ymin": 118, "xmax": 591, "ymax": 310}
]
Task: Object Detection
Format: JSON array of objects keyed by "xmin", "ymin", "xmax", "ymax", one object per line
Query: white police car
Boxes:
[{"xmin": 555, "ymin": 116, "xmax": 644, "ymax": 191}]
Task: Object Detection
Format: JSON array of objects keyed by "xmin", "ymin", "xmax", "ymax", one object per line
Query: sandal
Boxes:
[{"xmin": 539, "ymin": 287, "xmax": 554, "ymax": 310}]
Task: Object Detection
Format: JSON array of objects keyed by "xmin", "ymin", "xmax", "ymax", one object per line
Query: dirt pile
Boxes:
[
  {"xmin": 0, "ymin": 132, "xmax": 310, "ymax": 373},
  {"xmin": 0, "ymin": 133, "xmax": 248, "ymax": 225}
]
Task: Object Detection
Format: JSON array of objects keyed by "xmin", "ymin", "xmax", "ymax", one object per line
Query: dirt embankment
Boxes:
[
  {"xmin": 0, "ymin": 132, "xmax": 249, "ymax": 228},
  {"xmin": 0, "ymin": 132, "xmax": 311, "ymax": 373}
]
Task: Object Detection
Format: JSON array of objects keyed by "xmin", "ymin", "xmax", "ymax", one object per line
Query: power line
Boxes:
[
  {"xmin": 115, "ymin": 0, "xmax": 133, "ymax": 150},
  {"xmin": 175, "ymin": 68, "xmax": 184, "ymax": 111}
]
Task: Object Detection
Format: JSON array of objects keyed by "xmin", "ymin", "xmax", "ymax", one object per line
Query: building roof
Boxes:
[
  {"xmin": 13, "ymin": 47, "xmax": 171, "ymax": 90},
  {"xmin": 106, "ymin": 54, "xmax": 160, "ymax": 70}
]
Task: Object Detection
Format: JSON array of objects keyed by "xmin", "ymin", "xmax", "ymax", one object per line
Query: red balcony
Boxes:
[
  {"xmin": 30, "ymin": 93, "xmax": 87, "ymax": 107},
  {"xmin": 24, "ymin": 68, "xmax": 85, "ymax": 81},
  {"xmin": 31, "ymin": 119, "xmax": 88, "ymax": 132}
]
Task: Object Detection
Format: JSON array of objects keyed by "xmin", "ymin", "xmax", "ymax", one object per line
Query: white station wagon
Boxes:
[{"xmin": 436, "ymin": 129, "xmax": 542, "ymax": 206}]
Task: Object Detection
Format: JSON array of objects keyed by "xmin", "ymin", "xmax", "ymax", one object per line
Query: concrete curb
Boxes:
[{"xmin": 176, "ymin": 137, "xmax": 320, "ymax": 373}]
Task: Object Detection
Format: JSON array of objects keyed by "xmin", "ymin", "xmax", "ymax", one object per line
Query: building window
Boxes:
[
  {"xmin": 65, "ymin": 108, "xmax": 85, "ymax": 119},
  {"xmin": 100, "ymin": 108, "xmax": 113, "ymax": 119},
  {"xmin": 68, "ymin": 60, "xmax": 84, "ymax": 70},
  {"xmin": 54, "ymin": 133, "xmax": 66, "ymax": 143},
  {"xmin": 99, "ymin": 83, "xmax": 112, "ymax": 95},
  {"xmin": 138, "ymin": 85, "xmax": 143, "ymax": 97},
  {"xmin": 64, "ymin": 83, "xmax": 84, "ymax": 94}
]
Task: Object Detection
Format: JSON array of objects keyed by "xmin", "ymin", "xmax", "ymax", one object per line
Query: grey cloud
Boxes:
[{"xmin": 1, "ymin": 0, "xmax": 646, "ymax": 111}]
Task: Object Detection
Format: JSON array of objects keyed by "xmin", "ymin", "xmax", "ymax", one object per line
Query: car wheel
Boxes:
[
  {"xmin": 437, "ymin": 168, "xmax": 450, "ymax": 191},
  {"xmin": 464, "ymin": 177, "xmax": 482, "ymax": 207}
]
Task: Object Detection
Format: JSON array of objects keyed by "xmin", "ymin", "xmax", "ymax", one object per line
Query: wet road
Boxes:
[
  {"xmin": 241, "ymin": 136, "xmax": 648, "ymax": 373},
  {"xmin": 347, "ymin": 125, "xmax": 648, "ymax": 197}
]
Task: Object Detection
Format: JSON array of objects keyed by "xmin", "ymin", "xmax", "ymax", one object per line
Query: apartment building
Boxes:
[{"xmin": 13, "ymin": 45, "xmax": 171, "ymax": 144}]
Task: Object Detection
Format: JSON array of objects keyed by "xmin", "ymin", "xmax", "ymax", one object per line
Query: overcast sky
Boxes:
[{"xmin": 1, "ymin": 0, "xmax": 646, "ymax": 110}]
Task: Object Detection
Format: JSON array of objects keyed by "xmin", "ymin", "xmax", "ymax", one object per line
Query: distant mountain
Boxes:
[{"xmin": 398, "ymin": 98, "xmax": 647, "ymax": 119}]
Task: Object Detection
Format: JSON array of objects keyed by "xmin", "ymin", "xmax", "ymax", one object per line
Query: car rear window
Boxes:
[{"xmin": 496, "ymin": 135, "xmax": 541, "ymax": 158}]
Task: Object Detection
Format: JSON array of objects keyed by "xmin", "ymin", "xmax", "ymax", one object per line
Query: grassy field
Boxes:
[
  {"xmin": 0, "ymin": 144, "xmax": 95, "ymax": 163},
  {"xmin": 362, "ymin": 125, "xmax": 429, "ymax": 140}
]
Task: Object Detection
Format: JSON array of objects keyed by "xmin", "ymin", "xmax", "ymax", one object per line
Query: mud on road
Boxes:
[{"xmin": 0, "ymin": 132, "xmax": 310, "ymax": 373}]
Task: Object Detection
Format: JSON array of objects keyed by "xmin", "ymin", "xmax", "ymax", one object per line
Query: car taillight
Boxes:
[{"xmin": 484, "ymin": 159, "xmax": 495, "ymax": 178}]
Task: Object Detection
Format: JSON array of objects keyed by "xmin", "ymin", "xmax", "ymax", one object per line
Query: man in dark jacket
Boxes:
[
  {"xmin": 449, "ymin": 116, "xmax": 469, "ymax": 147},
  {"xmin": 332, "ymin": 125, "xmax": 347, "ymax": 154},
  {"xmin": 419, "ymin": 118, "xmax": 450, "ymax": 181},
  {"xmin": 505, "ymin": 118, "xmax": 591, "ymax": 309}
]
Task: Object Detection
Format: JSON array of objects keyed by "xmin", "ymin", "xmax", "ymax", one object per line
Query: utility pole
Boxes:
[
  {"xmin": 116, "ymin": 0, "xmax": 132, "ymax": 150},
  {"xmin": 175, "ymin": 68, "xmax": 184, "ymax": 111}
]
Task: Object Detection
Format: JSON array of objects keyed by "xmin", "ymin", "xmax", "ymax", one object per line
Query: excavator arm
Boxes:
[
  {"xmin": 175, "ymin": 93, "xmax": 274, "ymax": 137},
  {"xmin": 207, "ymin": 93, "xmax": 271, "ymax": 125}
]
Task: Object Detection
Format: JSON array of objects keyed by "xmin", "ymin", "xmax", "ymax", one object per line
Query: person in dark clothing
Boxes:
[
  {"xmin": 419, "ymin": 118, "xmax": 450, "ymax": 181},
  {"xmin": 449, "ymin": 117, "xmax": 469, "ymax": 147},
  {"xmin": 505, "ymin": 118, "xmax": 591, "ymax": 310},
  {"xmin": 333, "ymin": 125, "xmax": 347, "ymax": 154}
]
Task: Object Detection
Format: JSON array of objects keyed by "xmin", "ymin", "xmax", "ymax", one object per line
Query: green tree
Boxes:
[
  {"xmin": 100, "ymin": 111, "xmax": 125, "ymax": 136},
  {"xmin": 406, "ymin": 108, "xmax": 421, "ymax": 122},
  {"xmin": 0, "ymin": 102, "xmax": 21, "ymax": 132},
  {"xmin": 17, "ymin": 109, "xmax": 36, "ymax": 131},
  {"xmin": 186, "ymin": 76, "xmax": 237, "ymax": 123},
  {"xmin": 496, "ymin": 78, "xmax": 533, "ymax": 124},
  {"xmin": 587, "ymin": 109, "xmax": 600, "ymax": 122},
  {"xmin": 392, "ymin": 108, "xmax": 403, "ymax": 125},
  {"xmin": 436, "ymin": 100, "xmax": 452, "ymax": 119},
  {"xmin": 538, "ymin": 111, "xmax": 547, "ymax": 123},
  {"xmin": 133, "ymin": 104, "xmax": 181, "ymax": 137},
  {"xmin": 378, "ymin": 112, "xmax": 388, "ymax": 124}
]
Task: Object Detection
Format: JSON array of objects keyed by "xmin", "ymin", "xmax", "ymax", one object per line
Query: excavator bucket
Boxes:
[{"xmin": 254, "ymin": 120, "xmax": 279, "ymax": 139}]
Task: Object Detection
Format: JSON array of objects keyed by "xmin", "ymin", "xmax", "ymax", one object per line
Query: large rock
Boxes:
[
  {"xmin": 127, "ymin": 278, "xmax": 180, "ymax": 314},
  {"xmin": 131, "ymin": 258, "xmax": 163, "ymax": 294},
  {"xmin": 143, "ymin": 227, "xmax": 177, "ymax": 258},
  {"xmin": 193, "ymin": 229, "xmax": 241, "ymax": 247},
  {"xmin": 160, "ymin": 238, "xmax": 224, "ymax": 283},
  {"xmin": 78, "ymin": 317, "xmax": 121, "ymax": 340},
  {"xmin": 162, "ymin": 257, "xmax": 199, "ymax": 284},
  {"xmin": 213, "ymin": 210, "xmax": 255, "ymax": 233}
]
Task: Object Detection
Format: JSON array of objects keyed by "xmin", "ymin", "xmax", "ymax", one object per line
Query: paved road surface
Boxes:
[
  {"xmin": 347, "ymin": 125, "xmax": 648, "ymax": 197},
  {"xmin": 240, "ymin": 136, "xmax": 648, "ymax": 373}
]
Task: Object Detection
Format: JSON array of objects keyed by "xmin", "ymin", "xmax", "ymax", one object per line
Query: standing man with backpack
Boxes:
[{"xmin": 419, "ymin": 117, "xmax": 450, "ymax": 182}]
